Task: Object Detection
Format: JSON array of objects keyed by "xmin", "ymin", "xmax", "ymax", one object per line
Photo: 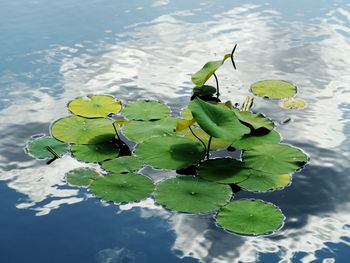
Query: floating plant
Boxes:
[{"xmin": 25, "ymin": 44, "xmax": 308, "ymax": 235}]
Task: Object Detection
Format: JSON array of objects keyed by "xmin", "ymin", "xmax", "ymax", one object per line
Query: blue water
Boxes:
[{"xmin": 1, "ymin": 1, "xmax": 350, "ymax": 262}]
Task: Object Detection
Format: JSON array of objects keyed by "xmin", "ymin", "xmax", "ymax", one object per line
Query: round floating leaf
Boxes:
[
  {"xmin": 243, "ymin": 144, "xmax": 308, "ymax": 174},
  {"xmin": 281, "ymin": 98, "xmax": 307, "ymax": 109},
  {"xmin": 191, "ymin": 54, "xmax": 231, "ymax": 87},
  {"xmin": 65, "ymin": 168, "xmax": 101, "ymax": 187},
  {"xmin": 51, "ymin": 116, "xmax": 115, "ymax": 144},
  {"xmin": 122, "ymin": 117, "xmax": 178, "ymax": 143},
  {"xmin": 90, "ymin": 173, "xmax": 154, "ymax": 203},
  {"xmin": 251, "ymin": 80, "xmax": 297, "ymax": 99},
  {"xmin": 198, "ymin": 158, "xmax": 250, "ymax": 184},
  {"xmin": 182, "ymin": 128, "xmax": 232, "ymax": 150},
  {"xmin": 101, "ymin": 156, "xmax": 143, "ymax": 174},
  {"xmin": 155, "ymin": 176, "xmax": 232, "ymax": 213},
  {"xmin": 216, "ymin": 199, "xmax": 285, "ymax": 235},
  {"xmin": 189, "ymin": 98, "xmax": 250, "ymax": 141},
  {"xmin": 193, "ymin": 85, "xmax": 217, "ymax": 96},
  {"xmin": 135, "ymin": 136, "xmax": 205, "ymax": 170},
  {"xmin": 122, "ymin": 100, "xmax": 170, "ymax": 121},
  {"xmin": 71, "ymin": 142, "xmax": 119, "ymax": 163},
  {"xmin": 26, "ymin": 136, "xmax": 69, "ymax": 159},
  {"xmin": 233, "ymin": 109, "xmax": 274, "ymax": 131},
  {"xmin": 231, "ymin": 130, "xmax": 281, "ymax": 150},
  {"xmin": 68, "ymin": 95, "xmax": 121, "ymax": 118},
  {"xmin": 237, "ymin": 171, "xmax": 291, "ymax": 192}
]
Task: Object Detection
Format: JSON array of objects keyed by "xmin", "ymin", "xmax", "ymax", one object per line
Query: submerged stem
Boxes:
[
  {"xmin": 206, "ymin": 136, "xmax": 213, "ymax": 160},
  {"xmin": 189, "ymin": 126, "xmax": 207, "ymax": 154},
  {"xmin": 213, "ymin": 73, "xmax": 220, "ymax": 99}
]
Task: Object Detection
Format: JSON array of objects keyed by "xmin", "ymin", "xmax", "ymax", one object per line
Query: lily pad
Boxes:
[
  {"xmin": 191, "ymin": 54, "xmax": 231, "ymax": 87},
  {"xmin": 251, "ymin": 80, "xmax": 297, "ymax": 99},
  {"xmin": 281, "ymin": 98, "xmax": 307, "ymax": 109},
  {"xmin": 68, "ymin": 95, "xmax": 122, "ymax": 118},
  {"xmin": 155, "ymin": 176, "xmax": 232, "ymax": 213},
  {"xmin": 90, "ymin": 173, "xmax": 154, "ymax": 203},
  {"xmin": 122, "ymin": 117, "xmax": 178, "ymax": 143},
  {"xmin": 231, "ymin": 130, "xmax": 281, "ymax": 150},
  {"xmin": 233, "ymin": 109, "xmax": 274, "ymax": 131},
  {"xmin": 71, "ymin": 142, "xmax": 119, "ymax": 162},
  {"xmin": 26, "ymin": 136, "xmax": 69, "ymax": 159},
  {"xmin": 237, "ymin": 171, "xmax": 291, "ymax": 192},
  {"xmin": 216, "ymin": 199, "xmax": 285, "ymax": 235},
  {"xmin": 51, "ymin": 116, "xmax": 115, "ymax": 144},
  {"xmin": 182, "ymin": 128, "xmax": 232, "ymax": 150},
  {"xmin": 193, "ymin": 85, "xmax": 217, "ymax": 96},
  {"xmin": 65, "ymin": 168, "xmax": 101, "ymax": 187},
  {"xmin": 135, "ymin": 136, "xmax": 205, "ymax": 170},
  {"xmin": 197, "ymin": 158, "xmax": 250, "ymax": 184},
  {"xmin": 101, "ymin": 156, "xmax": 143, "ymax": 174},
  {"xmin": 122, "ymin": 100, "xmax": 170, "ymax": 121},
  {"xmin": 189, "ymin": 98, "xmax": 250, "ymax": 141},
  {"xmin": 243, "ymin": 144, "xmax": 308, "ymax": 174}
]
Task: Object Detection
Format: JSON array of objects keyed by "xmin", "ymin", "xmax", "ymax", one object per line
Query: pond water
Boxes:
[{"xmin": 1, "ymin": 0, "xmax": 350, "ymax": 262}]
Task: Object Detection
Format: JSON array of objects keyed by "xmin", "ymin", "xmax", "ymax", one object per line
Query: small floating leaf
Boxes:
[
  {"xmin": 237, "ymin": 171, "xmax": 291, "ymax": 192},
  {"xmin": 182, "ymin": 128, "xmax": 232, "ymax": 150},
  {"xmin": 216, "ymin": 199, "xmax": 285, "ymax": 235},
  {"xmin": 191, "ymin": 54, "xmax": 231, "ymax": 87},
  {"xmin": 71, "ymin": 141, "xmax": 119, "ymax": 163},
  {"xmin": 68, "ymin": 95, "xmax": 121, "ymax": 118},
  {"xmin": 193, "ymin": 85, "xmax": 217, "ymax": 96},
  {"xmin": 65, "ymin": 168, "xmax": 101, "ymax": 187},
  {"xmin": 123, "ymin": 117, "xmax": 178, "ymax": 143},
  {"xmin": 51, "ymin": 116, "xmax": 115, "ymax": 144},
  {"xmin": 189, "ymin": 98, "xmax": 250, "ymax": 141},
  {"xmin": 251, "ymin": 80, "xmax": 297, "ymax": 99},
  {"xmin": 181, "ymin": 108, "xmax": 193, "ymax": 120},
  {"xmin": 175, "ymin": 118, "xmax": 196, "ymax": 132},
  {"xmin": 135, "ymin": 136, "xmax": 205, "ymax": 170},
  {"xmin": 90, "ymin": 173, "xmax": 154, "ymax": 203},
  {"xmin": 155, "ymin": 176, "xmax": 232, "ymax": 213},
  {"xmin": 26, "ymin": 136, "xmax": 69, "ymax": 159},
  {"xmin": 231, "ymin": 130, "xmax": 281, "ymax": 150},
  {"xmin": 122, "ymin": 100, "xmax": 170, "ymax": 121},
  {"xmin": 233, "ymin": 109, "xmax": 274, "ymax": 131},
  {"xmin": 101, "ymin": 156, "xmax": 142, "ymax": 174},
  {"xmin": 197, "ymin": 158, "xmax": 250, "ymax": 184},
  {"xmin": 281, "ymin": 98, "xmax": 307, "ymax": 109},
  {"xmin": 243, "ymin": 144, "xmax": 308, "ymax": 174}
]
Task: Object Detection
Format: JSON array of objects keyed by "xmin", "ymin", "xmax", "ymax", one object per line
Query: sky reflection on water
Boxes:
[{"xmin": 0, "ymin": 1, "xmax": 349, "ymax": 262}]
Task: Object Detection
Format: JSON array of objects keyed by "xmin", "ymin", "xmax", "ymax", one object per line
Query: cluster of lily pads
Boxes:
[{"xmin": 25, "ymin": 46, "xmax": 308, "ymax": 235}]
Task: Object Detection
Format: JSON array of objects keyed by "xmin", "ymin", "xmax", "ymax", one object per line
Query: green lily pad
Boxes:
[
  {"xmin": 231, "ymin": 130, "xmax": 281, "ymax": 150},
  {"xmin": 90, "ymin": 173, "xmax": 154, "ymax": 203},
  {"xmin": 122, "ymin": 117, "xmax": 178, "ymax": 143},
  {"xmin": 251, "ymin": 80, "xmax": 297, "ymax": 99},
  {"xmin": 135, "ymin": 136, "xmax": 205, "ymax": 170},
  {"xmin": 26, "ymin": 136, "xmax": 69, "ymax": 159},
  {"xmin": 182, "ymin": 127, "xmax": 232, "ymax": 150},
  {"xmin": 281, "ymin": 98, "xmax": 307, "ymax": 109},
  {"xmin": 243, "ymin": 144, "xmax": 308, "ymax": 174},
  {"xmin": 216, "ymin": 199, "xmax": 285, "ymax": 235},
  {"xmin": 155, "ymin": 176, "xmax": 232, "ymax": 213},
  {"xmin": 189, "ymin": 98, "xmax": 250, "ymax": 141},
  {"xmin": 191, "ymin": 54, "xmax": 231, "ymax": 87},
  {"xmin": 51, "ymin": 116, "xmax": 115, "ymax": 144},
  {"xmin": 101, "ymin": 156, "xmax": 143, "ymax": 174},
  {"xmin": 71, "ymin": 142, "xmax": 119, "ymax": 163},
  {"xmin": 122, "ymin": 100, "xmax": 170, "ymax": 121},
  {"xmin": 193, "ymin": 85, "xmax": 217, "ymax": 96},
  {"xmin": 68, "ymin": 95, "xmax": 122, "ymax": 118},
  {"xmin": 237, "ymin": 171, "xmax": 291, "ymax": 192},
  {"xmin": 65, "ymin": 168, "xmax": 101, "ymax": 187},
  {"xmin": 197, "ymin": 158, "xmax": 250, "ymax": 184},
  {"xmin": 233, "ymin": 109, "xmax": 274, "ymax": 131}
]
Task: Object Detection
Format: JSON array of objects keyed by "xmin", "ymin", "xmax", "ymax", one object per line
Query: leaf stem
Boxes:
[
  {"xmin": 230, "ymin": 43, "xmax": 237, "ymax": 70},
  {"xmin": 206, "ymin": 136, "xmax": 212, "ymax": 160},
  {"xmin": 189, "ymin": 126, "xmax": 207, "ymax": 154},
  {"xmin": 46, "ymin": 146, "xmax": 60, "ymax": 158},
  {"xmin": 213, "ymin": 73, "xmax": 220, "ymax": 99},
  {"xmin": 112, "ymin": 123, "xmax": 121, "ymax": 140}
]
